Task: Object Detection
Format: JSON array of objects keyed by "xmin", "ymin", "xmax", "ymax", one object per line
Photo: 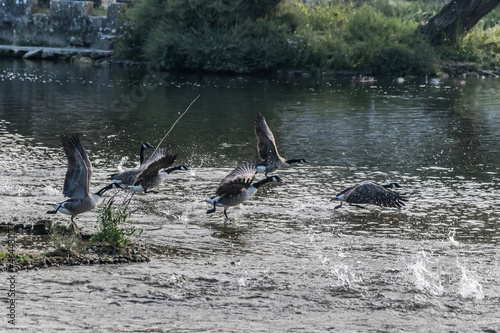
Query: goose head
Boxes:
[
  {"xmin": 383, "ymin": 183, "xmax": 401, "ymax": 189},
  {"xmin": 270, "ymin": 176, "xmax": 282, "ymax": 183}
]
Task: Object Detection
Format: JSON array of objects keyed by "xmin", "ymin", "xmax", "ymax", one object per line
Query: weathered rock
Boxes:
[
  {"xmin": 103, "ymin": 3, "xmax": 126, "ymax": 33},
  {"xmin": 32, "ymin": 220, "xmax": 53, "ymax": 235},
  {"xmin": 14, "ymin": 223, "xmax": 24, "ymax": 231},
  {"xmin": 50, "ymin": 1, "xmax": 93, "ymax": 18},
  {"xmin": 41, "ymin": 50, "xmax": 56, "ymax": 59},
  {"xmin": 0, "ymin": 0, "xmax": 38, "ymax": 18},
  {"xmin": 50, "ymin": 221, "xmax": 81, "ymax": 236},
  {"xmin": 22, "ymin": 49, "xmax": 43, "ymax": 59}
]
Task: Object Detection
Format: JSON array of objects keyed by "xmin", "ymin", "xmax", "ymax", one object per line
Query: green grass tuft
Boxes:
[{"xmin": 91, "ymin": 195, "xmax": 142, "ymax": 248}]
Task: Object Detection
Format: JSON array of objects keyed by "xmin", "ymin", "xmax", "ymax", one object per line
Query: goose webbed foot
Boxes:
[
  {"xmin": 47, "ymin": 205, "xmax": 61, "ymax": 214},
  {"xmin": 206, "ymin": 208, "xmax": 216, "ymax": 214},
  {"xmin": 144, "ymin": 190, "xmax": 159, "ymax": 194}
]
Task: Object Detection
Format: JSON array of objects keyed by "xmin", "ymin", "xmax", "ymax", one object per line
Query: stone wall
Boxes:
[{"xmin": 0, "ymin": 0, "xmax": 128, "ymax": 50}]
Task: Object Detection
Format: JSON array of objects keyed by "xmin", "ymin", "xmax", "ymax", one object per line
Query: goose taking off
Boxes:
[
  {"xmin": 110, "ymin": 148, "xmax": 188, "ymax": 191},
  {"xmin": 131, "ymin": 148, "xmax": 186, "ymax": 193},
  {"xmin": 47, "ymin": 134, "xmax": 122, "ymax": 223},
  {"xmin": 254, "ymin": 112, "xmax": 308, "ymax": 176},
  {"xmin": 333, "ymin": 181, "xmax": 407, "ymax": 210},
  {"xmin": 205, "ymin": 162, "xmax": 282, "ymax": 219}
]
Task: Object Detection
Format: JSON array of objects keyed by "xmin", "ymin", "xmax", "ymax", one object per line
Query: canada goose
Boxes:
[
  {"xmin": 333, "ymin": 181, "xmax": 408, "ymax": 210},
  {"xmin": 394, "ymin": 77, "xmax": 405, "ymax": 84},
  {"xmin": 205, "ymin": 162, "xmax": 282, "ymax": 219},
  {"xmin": 254, "ymin": 112, "xmax": 308, "ymax": 176},
  {"xmin": 108, "ymin": 141, "xmax": 152, "ymax": 182},
  {"xmin": 425, "ymin": 75, "xmax": 440, "ymax": 85},
  {"xmin": 46, "ymin": 134, "xmax": 122, "ymax": 223},
  {"xmin": 131, "ymin": 148, "xmax": 184, "ymax": 193},
  {"xmin": 110, "ymin": 150, "xmax": 188, "ymax": 189}
]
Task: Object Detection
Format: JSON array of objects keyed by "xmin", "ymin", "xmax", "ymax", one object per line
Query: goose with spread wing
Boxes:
[
  {"xmin": 47, "ymin": 134, "xmax": 121, "ymax": 223},
  {"xmin": 110, "ymin": 149, "xmax": 188, "ymax": 192},
  {"xmin": 129, "ymin": 148, "xmax": 187, "ymax": 194},
  {"xmin": 205, "ymin": 162, "xmax": 282, "ymax": 219},
  {"xmin": 333, "ymin": 181, "xmax": 407, "ymax": 209},
  {"xmin": 254, "ymin": 112, "xmax": 308, "ymax": 176},
  {"xmin": 110, "ymin": 144, "xmax": 187, "ymax": 186}
]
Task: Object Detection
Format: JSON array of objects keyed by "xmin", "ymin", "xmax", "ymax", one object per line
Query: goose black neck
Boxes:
[
  {"xmin": 165, "ymin": 165, "xmax": 185, "ymax": 174},
  {"xmin": 253, "ymin": 177, "xmax": 275, "ymax": 189},
  {"xmin": 139, "ymin": 145, "xmax": 146, "ymax": 164},
  {"xmin": 96, "ymin": 183, "xmax": 116, "ymax": 196},
  {"xmin": 286, "ymin": 158, "xmax": 307, "ymax": 164}
]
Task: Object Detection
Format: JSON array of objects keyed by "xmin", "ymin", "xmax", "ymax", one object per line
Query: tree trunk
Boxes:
[{"xmin": 418, "ymin": 0, "xmax": 500, "ymax": 45}]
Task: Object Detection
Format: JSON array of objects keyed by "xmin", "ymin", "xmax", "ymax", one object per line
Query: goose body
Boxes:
[
  {"xmin": 132, "ymin": 148, "xmax": 184, "ymax": 193},
  {"xmin": 111, "ymin": 148, "xmax": 188, "ymax": 192},
  {"xmin": 254, "ymin": 112, "xmax": 308, "ymax": 175},
  {"xmin": 205, "ymin": 162, "xmax": 282, "ymax": 219},
  {"xmin": 334, "ymin": 181, "xmax": 407, "ymax": 209},
  {"xmin": 46, "ymin": 134, "xmax": 121, "ymax": 222}
]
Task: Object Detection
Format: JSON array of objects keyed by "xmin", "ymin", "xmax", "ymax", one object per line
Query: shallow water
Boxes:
[{"xmin": 0, "ymin": 59, "xmax": 499, "ymax": 331}]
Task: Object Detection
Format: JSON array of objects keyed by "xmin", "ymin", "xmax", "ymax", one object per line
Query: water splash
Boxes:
[
  {"xmin": 329, "ymin": 264, "xmax": 362, "ymax": 290},
  {"xmin": 117, "ymin": 156, "xmax": 129, "ymax": 173},
  {"xmin": 0, "ymin": 183, "xmax": 26, "ymax": 196},
  {"xmin": 44, "ymin": 186, "xmax": 60, "ymax": 196},
  {"xmin": 409, "ymin": 252, "xmax": 444, "ymax": 296},
  {"xmin": 458, "ymin": 265, "xmax": 484, "ymax": 300}
]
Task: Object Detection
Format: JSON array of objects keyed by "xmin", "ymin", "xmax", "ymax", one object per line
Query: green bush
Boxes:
[
  {"xmin": 117, "ymin": 0, "xmax": 500, "ymax": 75},
  {"xmin": 91, "ymin": 196, "xmax": 142, "ymax": 248},
  {"xmin": 118, "ymin": 0, "xmax": 286, "ymax": 72}
]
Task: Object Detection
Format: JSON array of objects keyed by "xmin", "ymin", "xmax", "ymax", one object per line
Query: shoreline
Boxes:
[{"xmin": 2, "ymin": 44, "xmax": 500, "ymax": 79}]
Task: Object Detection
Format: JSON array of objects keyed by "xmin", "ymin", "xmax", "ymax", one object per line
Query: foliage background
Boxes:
[{"xmin": 116, "ymin": 0, "xmax": 500, "ymax": 75}]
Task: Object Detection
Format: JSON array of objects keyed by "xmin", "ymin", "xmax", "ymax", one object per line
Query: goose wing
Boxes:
[
  {"xmin": 346, "ymin": 181, "xmax": 408, "ymax": 207},
  {"xmin": 60, "ymin": 133, "xmax": 92, "ymax": 199},
  {"xmin": 136, "ymin": 151, "xmax": 177, "ymax": 180},
  {"xmin": 216, "ymin": 162, "xmax": 257, "ymax": 195},
  {"xmin": 110, "ymin": 170, "xmax": 141, "ymax": 186},
  {"xmin": 254, "ymin": 113, "xmax": 282, "ymax": 162}
]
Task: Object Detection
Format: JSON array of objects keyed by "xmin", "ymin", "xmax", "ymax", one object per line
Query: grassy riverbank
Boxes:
[{"xmin": 116, "ymin": 0, "xmax": 500, "ymax": 75}]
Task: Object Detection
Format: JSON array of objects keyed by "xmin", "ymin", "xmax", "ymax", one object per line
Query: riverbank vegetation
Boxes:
[{"xmin": 117, "ymin": 0, "xmax": 500, "ymax": 75}]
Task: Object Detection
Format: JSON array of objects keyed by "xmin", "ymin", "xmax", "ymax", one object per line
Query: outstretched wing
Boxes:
[
  {"xmin": 346, "ymin": 181, "xmax": 408, "ymax": 207},
  {"xmin": 110, "ymin": 170, "xmax": 141, "ymax": 186},
  {"xmin": 60, "ymin": 133, "xmax": 92, "ymax": 199},
  {"xmin": 216, "ymin": 162, "xmax": 257, "ymax": 195},
  {"xmin": 136, "ymin": 151, "xmax": 177, "ymax": 181},
  {"xmin": 254, "ymin": 113, "xmax": 282, "ymax": 162}
]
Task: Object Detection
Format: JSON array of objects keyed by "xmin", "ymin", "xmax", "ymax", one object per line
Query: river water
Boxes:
[{"xmin": 0, "ymin": 59, "xmax": 499, "ymax": 331}]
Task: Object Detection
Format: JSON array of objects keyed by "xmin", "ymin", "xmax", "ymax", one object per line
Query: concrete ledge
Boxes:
[{"xmin": 0, "ymin": 45, "xmax": 114, "ymax": 60}]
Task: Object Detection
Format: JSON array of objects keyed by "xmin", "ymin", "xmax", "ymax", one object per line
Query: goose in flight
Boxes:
[
  {"xmin": 333, "ymin": 181, "xmax": 407, "ymax": 209},
  {"xmin": 205, "ymin": 162, "xmax": 281, "ymax": 219},
  {"xmin": 110, "ymin": 148, "xmax": 188, "ymax": 192},
  {"xmin": 123, "ymin": 148, "xmax": 187, "ymax": 194},
  {"xmin": 254, "ymin": 112, "xmax": 308, "ymax": 176},
  {"xmin": 47, "ymin": 133, "xmax": 121, "ymax": 223}
]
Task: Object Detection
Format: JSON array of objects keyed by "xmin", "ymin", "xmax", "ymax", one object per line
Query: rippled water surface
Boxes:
[{"xmin": 1, "ymin": 59, "xmax": 499, "ymax": 332}]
